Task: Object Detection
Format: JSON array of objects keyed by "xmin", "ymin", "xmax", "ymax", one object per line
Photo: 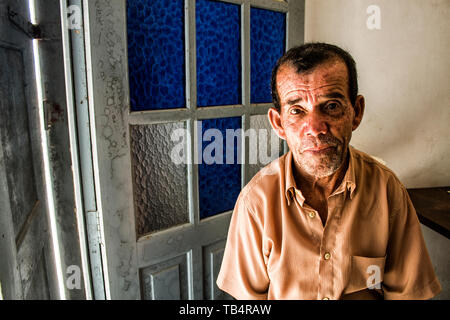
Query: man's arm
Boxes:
[
  {"xmin": 382, "ymin": 180, "xmax": 441, "ymax": 299},
  {"xmin": 216, "ymin": 195, "xmax": 270, "ymax": 300}
]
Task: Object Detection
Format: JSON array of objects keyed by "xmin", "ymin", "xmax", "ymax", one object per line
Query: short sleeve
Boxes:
[
  {"xmin": 383, "ymin": 182, "xmax": 442, "ymax": 299},
  {"xmin": 216, "ymin": 195, "xmax": 269, "ymax": 299}
]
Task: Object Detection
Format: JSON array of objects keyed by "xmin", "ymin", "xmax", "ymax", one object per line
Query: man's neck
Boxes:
[{"xmin": 294, "ymin": 149, "xmax": 350, "ymax": 200}]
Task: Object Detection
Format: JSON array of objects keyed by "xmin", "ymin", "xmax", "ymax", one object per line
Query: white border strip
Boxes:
[
  {"xmin": 59, "ymin": 0, "xmax": 93, "ymax": 300},
  {"xmin": 29, "ymin": 0, "xmax": 66, "ymax": 300},
  {"xmin": 82, "ymin": 0, "xmax": 111, "ymax": 299}
]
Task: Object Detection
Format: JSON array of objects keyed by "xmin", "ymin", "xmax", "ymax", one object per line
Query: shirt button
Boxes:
[
  {"xmin": 308, "ymin": 211, "xmax": 316, "ymax": 218},
  {"xmin": 324, "ymin": 252, "xmax": 331, "ymax": 260}
]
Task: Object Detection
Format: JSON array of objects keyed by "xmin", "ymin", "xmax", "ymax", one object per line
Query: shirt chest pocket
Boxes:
[{"xmin": 344, "ymin": 255, "xmax": 386, "ymax": 295}]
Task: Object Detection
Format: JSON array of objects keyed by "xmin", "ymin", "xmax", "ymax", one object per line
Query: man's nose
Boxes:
[{"xmin": 303, "ymin": 109, "xmax": 328, "ymax": 137}]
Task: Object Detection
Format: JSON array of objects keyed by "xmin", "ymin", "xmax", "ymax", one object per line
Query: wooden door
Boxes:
[
  {"xmin": 0, "ymin": 0, "xmax": 56, "ymax": 299},
  {"xmin": 82, "ymin": 0, "xmax": 304, "ymax": 299},
  {"xmin": 0, "ymin": 0, "xmax": 89, "ymax": 300}
]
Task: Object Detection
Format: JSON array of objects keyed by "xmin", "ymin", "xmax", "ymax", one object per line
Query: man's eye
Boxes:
[
  {"xmin": 289, "ymin": 108, "xmax": 304, "ymax": 115},
  {"xmin": 324, "ymin": 102, "xmax": 341, "ymax": 112}
]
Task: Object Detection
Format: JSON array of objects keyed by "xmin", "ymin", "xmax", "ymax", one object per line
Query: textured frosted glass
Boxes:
[
  {"xmin": 198, "ymin": 117, "xmax": 241, "ymax": 218},
  {"xmin": 250, "ymin": 8, "xmax": 286, "ymax": 103},
  {"xmin": 196, "ymin": 0, "xmax": 241, "ymax": 107},
  {"xmin": 127, "ymin": 0, "xmax": 186, "ymax": 111},
  {"xmin": 248, "ymin": 115, "xmax": 281, "ymax": 179},
  {"xmin": 130, "ymin": 122, "xmax": 188, "ymax": 236}
]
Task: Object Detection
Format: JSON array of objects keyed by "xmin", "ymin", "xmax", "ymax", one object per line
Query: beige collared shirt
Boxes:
[{"xmin": 217, "ymin": 146, "xmax": 441, "ymax": 300}]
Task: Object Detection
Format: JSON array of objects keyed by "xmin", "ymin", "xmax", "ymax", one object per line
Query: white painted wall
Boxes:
[{"xmin": 305, "ymin": 0, "xmax": 450, "ymax": 188}]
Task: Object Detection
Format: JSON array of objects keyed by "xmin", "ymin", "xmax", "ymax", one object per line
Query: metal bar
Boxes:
[
  {"xmin": 249, "ymin": 103, "xmax": 273, "ymax": 112},
  {"xmin": 217, "ymin": 0, "xmax": 244, "ymax": 6},
  {"xmin": 186, "ymin": 0, "xmax": 203, "ymax": 299},
  {"xmin": 248, "ymin": 0, "xmax": 288, "ymax": 12},
  {"xmin": 187, "ymin": 119, "xmax": 200, "ymax": 224},
  {"xmin": 242, "ymin": 1, "xmax": 251, "ymax": 185},
  {"xmin": 287, "ymin": 0, "xmax": 305, "ymax": 49},
  {"xmin": 221, "ymin": 0, "xmax": 288, "ymax": 10},
  {"xmin": 196, "ymin": 104, "xmax": 244, "ymax": 120},
  {"xmin": 186, "ymin": 0, "xmax": 198, "ymax": 225},
  {"xmin": 186, "ymin": 0, "xmax": 197, "ymax": 111},
  {"xmin": 128, "ymin": 108, "xmax": 192, "ymax": 125}
]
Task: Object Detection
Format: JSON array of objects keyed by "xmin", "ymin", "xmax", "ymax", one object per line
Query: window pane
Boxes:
[
  {"xmin": 196, "ymin": 0, "xmax": 241, "ymax": 107},
  {"xmin": 250, "ymin": 8, "xmax": 286, "ymax": 104},
  {"xmin": 127, "ymin": 0, "xmax": 185, "ymax": 111},
  {"xmin": 198, "ymin": 117, "xmax": 242, "ymax": 218},
  {"xmin": 130, "ymin": 122, "xmax": 189, "ymax": 236},
  {"xmin": 248, "ymin": 114, "xmax": 281, "ymax": 179}
]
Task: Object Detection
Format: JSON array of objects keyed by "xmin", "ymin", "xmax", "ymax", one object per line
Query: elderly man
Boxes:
[{"xmin": 216, "ymin": 43, "xmax": 441, "ymax": 300}]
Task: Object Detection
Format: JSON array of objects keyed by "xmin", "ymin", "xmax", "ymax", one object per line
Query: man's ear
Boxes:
[
  {"xmin": 268, "ymin": 107, "xmax": 286, "ymax": 140},
  {"xmin": 352, "ymin": 95, "xmax": 365, "ymax": 131}
]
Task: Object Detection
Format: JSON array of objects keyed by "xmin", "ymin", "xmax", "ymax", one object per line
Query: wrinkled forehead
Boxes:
[{"xmin": 276, "ymin": 58, "xmax": 349, "ymax": 94}]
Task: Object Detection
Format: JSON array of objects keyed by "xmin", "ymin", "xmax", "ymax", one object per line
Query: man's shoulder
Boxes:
[
  {"xmin": 351, "ymin": 146, "xmax": 406, "ymax": 190},
  {"xmin": 239, "ymin": 154, "xmax": 286, "ymax": 206}
]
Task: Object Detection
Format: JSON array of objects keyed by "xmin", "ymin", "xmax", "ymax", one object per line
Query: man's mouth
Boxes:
[{"xmin": 303, "ymin": 145, "xmax": 336, "ymax": 154}]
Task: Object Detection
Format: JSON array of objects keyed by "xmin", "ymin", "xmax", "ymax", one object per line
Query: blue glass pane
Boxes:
[
  {"xmin": 127, "ymin": 0, "xmax": 185, "ymax": 111},
  {"xmin": 196, "ymin": 0, "xmax": 241, "ymax": 107},
  {"xmin": 250, "ymin": 8, "xmax": 286, "ymax": 104},
  {"xmin": 198, "ymin": 117, "xmax": 242, "ymax": 218}
]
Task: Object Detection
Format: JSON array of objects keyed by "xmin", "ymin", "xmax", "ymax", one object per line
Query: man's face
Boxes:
[{"xmin": 268, "ymin": 59, "xmax": 364, "ymax": 179}]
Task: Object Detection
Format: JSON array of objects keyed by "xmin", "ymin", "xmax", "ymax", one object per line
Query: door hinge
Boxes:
[
  {"xmin": 86, "ymin": 210, "xmax": 103, "ymax": 246},
  {"xmin": 86, "ymin": 210, "xmax": 107, "ymax": 299}
]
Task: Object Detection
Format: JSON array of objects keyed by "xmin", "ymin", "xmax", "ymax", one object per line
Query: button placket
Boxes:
[{"xmin": 318, "ymin": 227, "xmax": 334, "ymax": 300}]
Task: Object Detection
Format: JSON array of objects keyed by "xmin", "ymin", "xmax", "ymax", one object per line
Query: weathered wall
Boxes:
[
  {"xmin": 305, "ymin": 0, "xmax": 450, "ymax": 188},
  {"xmin": 305, "ymin": 0, "xmax": 450, "ymax": 300}
]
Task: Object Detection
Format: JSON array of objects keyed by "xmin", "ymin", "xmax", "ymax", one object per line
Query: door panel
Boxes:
[
  {"xmin": 203, "ymin": 239, "xmax": 233, "ymax": 300},
  {"xmin": 17, "ymin": 212, "xmax": 50, "ymax": 299},
  {"xmin": 0, "ymin": 36, "xmax": 53, "ymax": 302},
  {"xmin": 0, "ymin": 46, "xmax": 39, "ymax": 243},
  {"xmin": 84, "ymin": 0, "xmax": 304, "ymax": 300},
  {"xmin": 140, "ymin": 253, "xmax": 190, "ymax": 300}
]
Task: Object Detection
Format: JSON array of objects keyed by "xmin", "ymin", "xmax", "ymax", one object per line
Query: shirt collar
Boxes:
[
  {"xmin": 284, "ymin": 146, "xmax": 357, "ymax": 205},
  {"xmin": 339, "ymin": 145, "xmax": 357, "ymax": 199},
  {"xmin": 284, "ymin": 151, "xmax": 305, "ymax": 206}
]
